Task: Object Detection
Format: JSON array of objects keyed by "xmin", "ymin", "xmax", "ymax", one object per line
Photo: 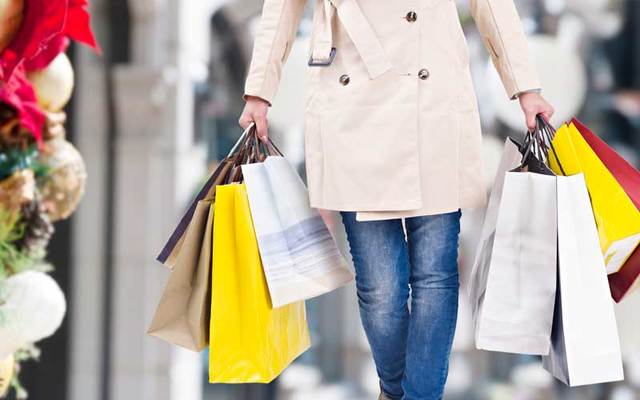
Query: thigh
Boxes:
[
  {"xmin": 405, "ymin": 210, "xmax": 462, "ymax": 288},
  {"xmin": 340, "ymin": 212, "xmax": 410, "ymax": 292}
]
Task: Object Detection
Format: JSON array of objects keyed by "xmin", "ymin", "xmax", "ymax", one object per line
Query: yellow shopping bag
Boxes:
[
  {"xmin": 549, "ymin": 122, "xmax": 640, "ymax": 273},
  {"xmin": 209, "ymin": 183, "xmax": 311, "ymax": 383}
]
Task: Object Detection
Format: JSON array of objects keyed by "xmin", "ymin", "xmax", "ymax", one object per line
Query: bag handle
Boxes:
[
  {"xmin": 221, "ymin": 124, "xmax": 285, "ymax": 184},
  {"xmin": 156, "ymin": 124, "xmax": 283, "ymax": 263},
  {"xmin": 226, "ymin": 123, "xmax": 254, "ymax": 157},
  {"xmin": 518, "ymin": 114, "xmax": 567, "ymax": 176},
  {"xmin": 535, "ymin": 115, "xmax": 567, "ymax": 176}
]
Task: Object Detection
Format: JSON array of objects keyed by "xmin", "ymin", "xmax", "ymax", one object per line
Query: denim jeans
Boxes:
[{"xmin": 340, "ymin": 210, "xmax": 462, "ymax": 400}]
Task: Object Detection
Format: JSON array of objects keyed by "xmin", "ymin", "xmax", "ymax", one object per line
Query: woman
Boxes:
[{"xmin": 239, "ymin": 1, "xmax": 554, "ymax": 399}]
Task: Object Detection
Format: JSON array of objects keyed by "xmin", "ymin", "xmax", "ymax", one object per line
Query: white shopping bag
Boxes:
[
  {"xmin": 542, "ymin": 174, "xmax": 624, "ymax": 386},
  {"xmin": 242, "ymin": 156, "xmax": 353, "ymax": 307},
  {"xmin": 469, "ymin": 138, "xmax": 522, "ymax": 317},
  {"xmin": 469, "ymin": 138, "xmax": 558, "ymax": 355}
]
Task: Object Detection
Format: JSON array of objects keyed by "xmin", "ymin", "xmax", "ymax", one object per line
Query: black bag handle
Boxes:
[
  {"xmin": 535, "ymin": 115, "xmax": 567, "ymax": 176},
  {"xmin": 517, "ymin": 114, "xmax": 567, "ymax": 176}
]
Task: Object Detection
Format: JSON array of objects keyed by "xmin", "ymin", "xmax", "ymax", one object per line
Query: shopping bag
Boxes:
[
  {"xmin": 468, "ymin": 138, "xmax": 523, "ymax": 317},
  {"xmin": 156, "ymin": 124, "xmax": 257, "ymax": 267},
  {"xmin": 609, "ymin": 246, "xmax": 640, "ymax": 302},
  {"xmin": 156, "ymin": 160, "xmax": 232, "ymax": 267},
  {"xmin": 148, "ymin": 201, "xmax": 214, "ymax": 351},
  {"xmin": 241, "ymin": 156, "xmax": 353, "ymax": 307},
  {"xmin": 209, "ymin": 183, "xmax": 311, "ymax": 383},
  {"xmin": 570, "ymin": 118, "xmax": 640, "ymax": 301},
  {"xmin": 549, "ymin": 122, "xmax": 640, "ymax": 274},
  {"xmin": 469, "ymin": 136, "xmax": 558, "ymax": 355},
  {"xmin": 542, "ymin": 174, "xmax": 624, "ymax": 386}
]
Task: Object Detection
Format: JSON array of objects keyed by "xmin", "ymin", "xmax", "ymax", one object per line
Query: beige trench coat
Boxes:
[{"xmin": 244, "ymin": 0, "xmax": 541, "ymax": 221}]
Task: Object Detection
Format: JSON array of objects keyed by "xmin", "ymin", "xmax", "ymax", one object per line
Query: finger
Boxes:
[
  {"xmin": 238, "ymin": 114, "xmax": 251, "ymax": 129},
  {"xmin": 540, "ymin": 112, "xmax": 551, "ymax": 123},
  {"xmin": 537, "ymin": 106, "xmax": 553, "ymax": 125},
  {"xmin": 526, "ymin": 111, "xmax": 536, "ymax": 131},
  {"xmin": 254, "ymin": 114, "xmax": 269, "ymax": 141}
]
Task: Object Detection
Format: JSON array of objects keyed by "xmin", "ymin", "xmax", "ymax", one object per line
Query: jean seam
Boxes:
[
  {"xmin": 438, "ymin": 211, "xmax": 461, "ymax": 394},
  {"xmin": 437, "ymin": 298, "xmax": 458, "ymax": 395}
]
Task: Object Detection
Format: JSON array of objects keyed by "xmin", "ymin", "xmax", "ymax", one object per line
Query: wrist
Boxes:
[
  {"xmin": 515, "ymin": 89, "xmax": 542, "ymax": 100},
  {"xmin": 244, "ymin": 94, "xmax": 271, "ymax": 106}
]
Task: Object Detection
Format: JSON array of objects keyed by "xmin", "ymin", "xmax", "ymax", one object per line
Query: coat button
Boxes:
[
  {"xmin": 418, "ymin": 68, "xmax": 430, "ymax": 80},
  {"xmin": 406, "ymin": 11, "xmax": 417, "ymax": 22},
  {"xmin": 339, "ymin": 74, "xmax": 350, "ymax": 86}
]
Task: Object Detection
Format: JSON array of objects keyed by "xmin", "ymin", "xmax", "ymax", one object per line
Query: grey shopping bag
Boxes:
[
  {"xmin": 469, "ymin": 137, "xmax": 558, "ymax": 355},
  {"xmin": 542, "ymin": 174, "xmax": 624, "ymax": 386}
]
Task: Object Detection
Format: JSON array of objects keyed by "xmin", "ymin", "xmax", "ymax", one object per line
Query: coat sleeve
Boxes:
[
  {"xmin": 469, "ymin": 0, "xmax": 541, "ymax": 100},
  {"xmin": 244, "ymin": 0, "xmax": 307, "ymax": 105}
]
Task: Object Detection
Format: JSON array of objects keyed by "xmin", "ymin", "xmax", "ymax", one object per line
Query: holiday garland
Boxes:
[{"xmin": 0, "ymin": 0, "xmax": 99, "ymax": 398}]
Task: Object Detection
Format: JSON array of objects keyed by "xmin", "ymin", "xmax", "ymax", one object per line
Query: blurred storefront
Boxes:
[{"xmin": 38, "ymin": 1, "xmax": 640, "ymax": 400}]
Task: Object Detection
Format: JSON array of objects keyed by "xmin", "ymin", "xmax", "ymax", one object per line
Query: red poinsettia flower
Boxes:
[
  {"xmin": 25, "ymin": 0, "xmax": 101, "ymax": 71},
  {"xmin": 24, "ymin": 35, "xmax": 70, "ymax": 71},
  {"xmin": 65, "ymin": 0, "xmax": 100, "ymax": 50},
  {"xmin": 0, "ymin": 0, "xmax": 66, "ymax": 80},
  {"xmin": 1, "ymin": 0, "xmax": 100, "ymax": 79},
  {"xmin": 0, "ymin": 65, "xmax": 45, "ymax": 142}
]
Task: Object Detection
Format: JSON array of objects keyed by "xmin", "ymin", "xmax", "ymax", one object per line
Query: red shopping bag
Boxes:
[{"xmin": 572, "ymin": 118, "xmax": 640, "ymax": 302}]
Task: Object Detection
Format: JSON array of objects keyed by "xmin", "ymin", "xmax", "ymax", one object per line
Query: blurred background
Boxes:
[{"xmin": 18, "ymin": 0, "xmax": 640, "ymax": 399}]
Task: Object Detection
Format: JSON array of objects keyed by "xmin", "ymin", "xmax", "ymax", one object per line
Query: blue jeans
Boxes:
[{"xmin": 340, "ymin": 210, "xmax": 461, "ymax": 400}]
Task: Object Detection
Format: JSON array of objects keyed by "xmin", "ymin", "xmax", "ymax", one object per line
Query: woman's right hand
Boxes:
[{"xmin": 239, "ymin": 95, "xmax": 270, "ymax": 141}]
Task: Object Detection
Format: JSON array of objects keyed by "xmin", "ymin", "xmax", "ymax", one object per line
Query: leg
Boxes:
[
  {"xmin": 340, "ymin": 212, "xmax": 410, "ymax": 399},
  {"xmin": 402, "ymin": 210, "xmax": 461, "ymax": 400}
]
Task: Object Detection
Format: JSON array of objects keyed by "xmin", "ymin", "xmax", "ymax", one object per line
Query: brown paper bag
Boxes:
[
  {"xmin": 157, "ymin": 161, "xmax": 231, "ymax": 268},
  {"xmin": 148, "ymin": 201, "xmax": 214, "ymax": 351}
]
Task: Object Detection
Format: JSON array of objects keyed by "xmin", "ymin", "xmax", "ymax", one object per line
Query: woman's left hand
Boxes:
[{"xmin": 518, "ymin": 91, "xmax": 554, "ymax": 131}]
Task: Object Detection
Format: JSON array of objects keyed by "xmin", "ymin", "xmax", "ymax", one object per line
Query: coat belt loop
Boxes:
[
  {"xmin": 309, "ymin": 0, "xmax": 393, "ymax": 79},
  {"xmin": 309, "ymin": 0, "xmax": 336, "ymax": 66}
]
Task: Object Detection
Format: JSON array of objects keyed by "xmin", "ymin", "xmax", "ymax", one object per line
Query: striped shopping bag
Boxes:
[{"xmin": 241, "ymin": 156, "xmax": 353, "ymax": 308}]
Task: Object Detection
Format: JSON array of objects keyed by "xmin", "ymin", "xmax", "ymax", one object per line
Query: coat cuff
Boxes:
[
  {"xmin": 243, "ymin": 52, "xmax": 284, "ymax": 106},
  {"xmin": 486, "ymin": 33, "xmax": 541, "ymax": 100},
  {"xmin": 512, "ymin": 88, "xmax": 542, "ymax": 100},
  {"xmin": 502, "ymin": 63, "xmax": 542, "ymax": 100},
  {"xmin": 243, "ymin": 88, "xmax": 274, "ymax": 106}
]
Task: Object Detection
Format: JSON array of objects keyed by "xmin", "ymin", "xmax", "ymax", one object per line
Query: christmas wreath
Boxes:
[{"xmin": 0, "ymin": 0, "xmax": 99, "ymax": 397}]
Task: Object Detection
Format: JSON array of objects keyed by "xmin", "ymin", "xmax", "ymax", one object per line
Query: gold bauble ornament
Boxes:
[
  {"xmin": 0, "ymin": 354, "xmax": 14, "ymax": 397},
  {"xmin": 0, "ymin": 169, "xmax": 35, "ymax": 212},
  {"xmin": 0, "ymin": 0, "xmax": 23, "ymax": 53},
  {"xmin": 37, "ymin": 123, "xmax": 86, "ymax": 221},
  {"xmin": 26, "ymin": 53, "xmax": 75, "ymax": 112}
]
